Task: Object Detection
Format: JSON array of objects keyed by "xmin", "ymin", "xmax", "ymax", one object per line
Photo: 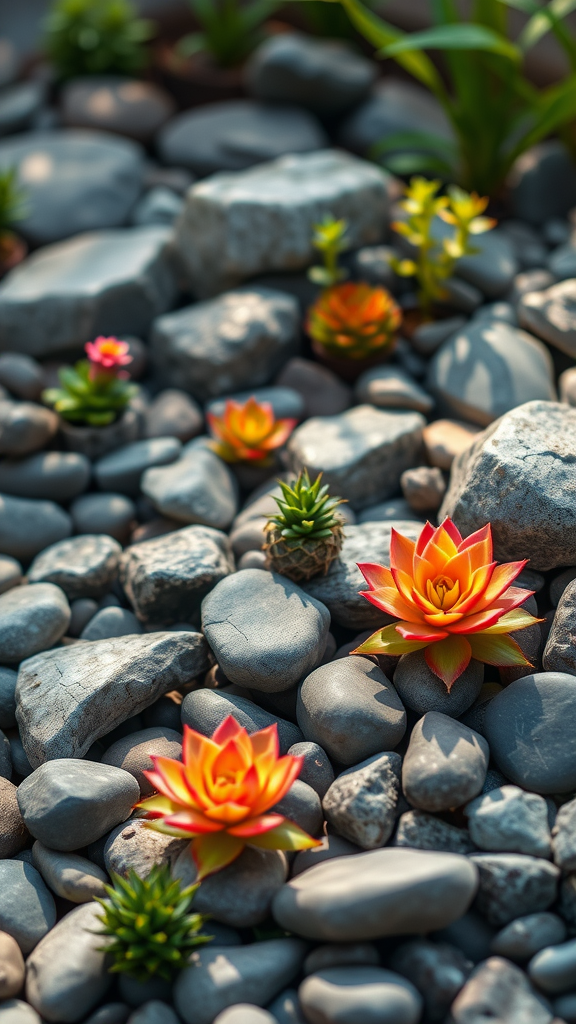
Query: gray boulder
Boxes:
[
  {"xmin": 272, "ymin": 848, "xmax": 478, "ymax": 941},
  {"xmin": 519, "ymin": 279, "xmax": 576, "ymax": 358},
  {"xmin": 25, "ymin": 903, "xmax": 112, "ymax": 1023},
  {"xmin": 298, "ymin": 966, "xmax": 422, "ymax": 1024},
  {"xmin": 303, "ymin": 520, "xmax": 422, "ymax": 628},
  {"xmin": 297, "ymin": 657, "xmax": 406, "ymax": 766},
  {"xmin": 173, "ymin": 940, "xmax": 306, "ymax": 1024},
  {"xmin": 288, "ymin": 405, "xmax": 424, "ymax": 510},
  {"xmin": 0, "ymin": 583, "xmax": 70, "ymax": 663},
  {"xmin": 120, "ymin": 525, "xmax": 234, "ymax": 625},
  {"xmin": 245, "ymin": 33, "xmax": 375, "ymax": 114},
  {"xmin": 150, "ymin": 287, "xmax": 299, "ymax": 399},
  {"xmin": 0, "ymin": 861, "xmax": 55, "ymax": 953},
  {"xmin": 174, "ymin": 150, "xmax": 389, "ymax": 297},
  {"xmin": 322, "ymin": 752, "xmax": 401, "ymax": 849},
  {"xmin": 28, "ymin": 535, "xmax": 120, "ymax": 600},
  {"xmin": 402, "ymin": 712, "xmax": 489, "ymax": 812},
  {"xmin": 427, "ymin": 319, "xmax": 555, "ymax": 427},
  {"xmin": 181, "ymin": 688, "xmax": 303, "ymax": 754},
  {"xmin": 484, "ymin": 672, "xmax": 576, "ymax": 793},
  {"xmin": 440, "ymin": 401, "xmax": 576, "ymax": 570},
  {"xmin": 158, "ymin": 100, "xmax": 326, "ymax": 176},
  {"xmin": 0, "ymin": 227, "xmax": 177, "ymax": 358},
  {"xmin": 0, "ymin": 130, "xmax": 144, "ymax": 245},
  {"xmin": 141, "ymin": 448, "xmax": 238, "ymax": 529},
  {"xmin": 17, "ymin": 759, "xmax": 139, "ymax": 851},
  {"xmin": 465, "ymin": 786, "xmax": 552, "ymax": 858},
  {"xmin": 202, "ymin": 569, "xmax": 330, "ymax": 692},
  {"xmin": 394, "ymin": 651, "xmax": 483, "ymax": 718},
  {"xmin": 0, "ymin": 451, "xmax": 90, "ymax": 501},
  {"xmin": 0, "ymin": 493, "xmax": 72, "ymax": 562},
  {"xmin": 471, "ymin": 853, "xmax": 559, "ymax": 927},
  {"xmin": 16, "ymin": 631, "xmax": 210, "ymax": 766}
]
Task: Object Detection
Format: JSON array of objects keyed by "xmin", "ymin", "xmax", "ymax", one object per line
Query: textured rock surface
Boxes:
[
  {"xmin": 16, "ymin": 631, "xmax": 210, "ymax": 766},
  {"xmin": 465, "ymin": 786, "xmax": 551, "ymax": 857},
  {"xmin": 449, "ymin": 956, "xmax": 553, "ymax": 1024},
  {"xmin": 202, "ymin": 569, "xmax": 330, "ymax": 692},
  {"xmin": 272, "ymin": 848, "xmax": 478, "ymax": 941},
  {"xmin": 0, "ymin": 777, "xmax": 28, "ymax": 857},
  {"xmin": 471, "ymin": 853, "xmax": 559, "ymax": 926},
  {"xmin": 141, "ymin": 449, "xmax": 238, "ymax": 529},
  {"xmin": 151, "ymin": 288, "xmax": 299, "ymax": 399},
  {"xmin": 552, "ymin": 796, "xmax": 576, "ymax": 870},
  {"xmin": 484, "ymin": 672, "xmax": 576, "ymax": 793},
  {"xmin": 120, "ymin": 526, "xmax": 234, "ymax": 625},
  {"xmin": 288, "ymin": 406, "xmax": 424, "ymax": 511},
  {"xmin": 174, "ymin": 150, "xmax": 388, "ymax": 296},
  {"xmin": 393, "ymin": 809, "xmax": 475, "ymax": 855},
  {"xmin": 103, "ymin": 818, "xmax": 188, "ymax": 879},
  {"xmin": 0, "ymin": 228, "xmax": 176, "ymax": 358},
  {"xmin": 297, "ymin": 657, "xmax": 406, "ymax": 765},
  {"xmin": 303, "ymin": 520, "xmax": 422, "ymax": 628},
  {"xmin": 440, "ymin": 401, "xmax": 576, "ymax": 570},
  {"xmin": 323, "ymin": 752, "xmax": 401, "ymax": 849},
  {"xmin": 518, "ymin": 279, "xmax": 576, "ymax": 357},
  {"xmin": 544, "ymin": 579, "xmax": 576, "ymax": 674},
  {"xmin": 28, "ymin": 536, "xmax": 121, "ymax": 600}
]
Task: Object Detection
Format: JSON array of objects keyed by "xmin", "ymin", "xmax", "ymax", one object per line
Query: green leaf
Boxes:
[
  {"xmin": 508, "ymin": 74, "xmax": 576, "ymax": 158},
  {"xmin": 381, "ymin": 151, "xmax": 458, "ymax": 177},
  {"xmin": 381, "ymin": 23, "xmax": 521, "ymax": 62},
  {"xmin": 518, "ymin": 0, "xmax": 576, "ymax": 54}
]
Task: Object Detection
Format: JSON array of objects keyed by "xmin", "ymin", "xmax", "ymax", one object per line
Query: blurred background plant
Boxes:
[
  {"xmin": 44, "ymin": 0, "xmax": 155, "ymax": 79},
  {"xmin": 317, "ymin": 0, "xmax": 576, "ymax": 195},
  {"xmin": 42, "ymin": 337, "xmax": 138, "ymax": 427},
  {"xmin": 0, "ymin": 167, "xmax": 28, "ymax": 275},
  {"xmin": 176, "ymin": 0, "xmax": 280, "ymax": 68},
  {"xmin": 391, "ymin": 176, "xmax": 496, "ymax": 312}
]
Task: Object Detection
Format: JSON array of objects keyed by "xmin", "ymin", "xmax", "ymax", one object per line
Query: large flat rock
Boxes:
[
  {"xmin": 0, "ymin": 227, "xmax": 177, "ymax": 358},
  {"xmin": 174, "ymin": 149, "xmax": 389, "ymax": 296},
  {"xmin": 15, "ymin": 631, "xmax": 210, "ymax": 767}
]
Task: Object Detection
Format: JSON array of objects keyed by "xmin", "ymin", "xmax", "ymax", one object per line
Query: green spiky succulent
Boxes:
[
  {"xmin": 94, "ymin": 865, "xmax": 212, "ymax": 982},
  {"xmin": 264, "ymin": 470, "xmax": 345, "ymax": 582}
]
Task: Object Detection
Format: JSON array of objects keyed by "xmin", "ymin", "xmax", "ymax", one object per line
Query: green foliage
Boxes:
[
  {"xmin": 269, "ymin": 470, "xmax": 345, "ymax": 541},
  {"xmin": 313, "ymin": 0, "xmax": 576, "ymax": 195},
  {"xmin": 42, "ymin": 359, "xmax": 138, "ymax": 426},
  {"xmin": 0, "ymin": 168, "xmax": 28, "ymax": 237},
  {"xmin": 44, "ymin": 0, "xmax": 155, "ymax": 79},
  {"xmin": 177, "ymin": 0, "xmax": 279, "ymax": 68},
  {"xmin": 307, "ymin": 216, "xmax": 350, "ymax": 287},
  {"xmin": 390, "ymin": 176, "xmax": 495, "ymax": 313},
  {"xmin": 95, "ymin": 866, "xmax": 212, "ymax": 982}
]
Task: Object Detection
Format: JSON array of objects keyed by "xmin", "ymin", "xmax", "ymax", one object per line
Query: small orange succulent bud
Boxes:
[
  {"xmin": 136, "ymin": 715, "xmax": 321, "ymax": 879},
  {"xmin": 307, "ymin": 282, "xmax": 402, "ymax": 360},
  {"xmin": 353, "ymin": 517, "xmax": 541, "ymax": 690},
  {"xmin": 207, "ymin": 396, "xmax": 297, "ymax": 464}
]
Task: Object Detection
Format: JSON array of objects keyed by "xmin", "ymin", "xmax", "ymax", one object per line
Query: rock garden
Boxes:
[{"xmin": 4, "ymin": 1, "xmax": 576, "ymax": 1023}]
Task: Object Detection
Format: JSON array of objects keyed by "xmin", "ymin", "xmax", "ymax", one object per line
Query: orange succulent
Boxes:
[
  {"xmin": 207, "ymin": 396, "xmax": 297, "ymax": 464},
  {"xmin": 353, "ymin": 517, "xmax": 541, "ymax": 690},
  {"xmin": 136, "ymin": 716, "xmax": 321, "ymax": 880},
  {"xmin": 307, "ymin": 282, "xmax": 402, "ymax": 360}
]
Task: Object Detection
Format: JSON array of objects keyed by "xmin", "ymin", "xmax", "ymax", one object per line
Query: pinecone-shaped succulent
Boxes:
[
  {"xmin": 94, "ymin": 864, "xmax": 211, "ymax": 981},
  {"xmin": 264, "ymin": 470, "xmax": 345, "ymax": 582}
]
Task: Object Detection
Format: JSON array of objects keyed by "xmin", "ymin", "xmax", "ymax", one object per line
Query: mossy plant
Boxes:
[{"xmin": 44, "ymin": 0, "xmax": 155, "ymax": 79}]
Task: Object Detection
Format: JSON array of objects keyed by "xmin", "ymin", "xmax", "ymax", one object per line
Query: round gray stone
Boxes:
[
  {"xmin": 181, "ymin": 688, "xmax": 303, "ymax": 755},
  {"xmin": 212, "ymin": 1007, "xmax": 277, "ymax": 1024},
  {"xmin": 0, "ymin": 860, "xmax": 56, "ymax": 953},
  {"xmin": 297, "ymin": 657, "xmax": 406, "ymax": 766},
  {"xmin": 298, "ymin": 966, "xmax": 422, "ymax": 1024},
  {"xmin": 144, "ymin": 389, "xmax": 203, "ymax": 443},
  {"xmin": 101, "ymin": 726, "xmax": 182, "ymax": 796},
  {"xmin": 272, "ymin": 779, "xmax": 323, "ymax": 837},
  {"xmin": 528, "ymin": 938, "xmax": 576, "ymax": 994},
  {"xmin": 272, "ymin": 848, "xmax": 478, "ymax": 942},
  {"xmin": 402, "ymin": 712, "xmax": 489, "ymax": 812},
  {"xmin": 32, "ymin": 841, "xmax": 108, "ymax": 903},
  {"xmin": 17, "ymin": 759, "xmax": 140, "ymax": 851},
  {"xmin": 0, "ymin": 930, "xmax": 25, "ymax": 1001},
  {"xmin": 0, "ymin": 555, "xmax": 22, "ymax": 596},
  {"xmin": 471, "ymin": 853, "xmax": 559, "ymax": 927},
  {"xmin": 449, "ymin": 954, "xmax": 554, "ymax": 1024},
  {"xmin": 0, "ymin": 583, "xmax": 70, "ymax": 663},
  {"xmin": 28, "ymin": 535, "xmax": 121, "ymax": 600},
  {"xmin": 491, "ymin": 913, "xmax": 567, "ymax": 963},
  {"xmin": 70, "ymin": 493, "xmax": 136, "ymax": 544},
  {"xmin": 484, "ymin": 672, "xmax": 576, "ymax": 793},
  {"xmin": 25, "ymin": 902, "xmax": 113, "ymax": 1022},
  {"xmin": 95, "ymin": 438, "xmax": 182, "ymax": 497},
  {"xmin": 388, "ymin": 938, "xmax": 472, "ymax": 1023},
  {"xmin": 287, "ymin": 741, "xmax": 334, "ymax": 799},
  {"xmin": 465, "ymin": 785, "xmax": 551, "ymax": 858},
  {"xmin": 142, "ymin": 447, "xmax": 238, "ymax": 530},
  {"xmin": 393, "ymin": 651, "xmax": 484, "ymax": 717},
  {"xmin": 0, "ymin": 493, "xmax": 72, "ymax": 562},
  {"xmin": 0, "ymin": 666, "xmax": 17, "ymax": 728},
  {"xmin": 0, "ymin": 1002, "xmax": 42, "ymax": 1024},
  {"xmin": 0, "ymin": 402, "xmax": 58, "ymax": 459},
  {"xmin": 0, "ymin": 452, "xmax": 90, "ymax": 501},
  {"xmin": 202, "ymin": 569, "xmax": 330, "ymax": 693},
  {"xmin": 80, "ymin": 606, "xmax": 143, "ymax": 641}
]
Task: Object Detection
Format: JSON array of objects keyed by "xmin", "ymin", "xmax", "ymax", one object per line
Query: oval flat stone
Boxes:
[
  {"xmin": 484, "ymin": 672, "xmax": 576, "ymax": 793},
  {"xmin": 28, "ymin": 535, "xmax": 121, "ymax": 600},
  {"xmin": 202, "ymin": 569, "xmax": 330, "ymax": 693},
  {"xmin": 0, "ymin": 860, "xmax": 56, "ymax": 954},
  {"xmin": 272, "ymin": 848, "xmax": 478, "ymax": 941},
  {"xmin": 0, "ymin": 583, "xmax": 70, "ymax": 664},
  {"xmin": 298, "ymin": 966, "xmax": 422, "ymax": 1024}
]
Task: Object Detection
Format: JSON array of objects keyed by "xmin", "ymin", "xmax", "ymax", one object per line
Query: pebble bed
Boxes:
[{"xmin": 2, "ymin": 25, "xmax": 576, "ymax": 1024}]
